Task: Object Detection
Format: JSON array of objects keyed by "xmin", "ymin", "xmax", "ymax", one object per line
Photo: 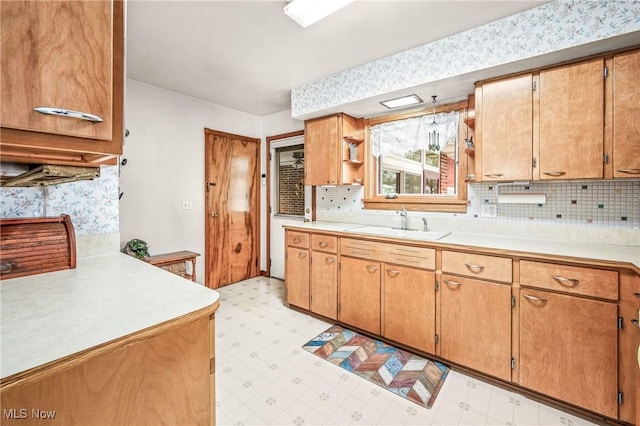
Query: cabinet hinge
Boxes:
[
  {"xmin": 434, "ymin": 280, "xmax": 439, "ymax": 291},
  {"xmin": 269, "ymin": 152, "xmax": 272, "ymax": 161},
  {"xmin": 511, "ymin": 358, "xmax": 516, "ymax": 370},
  {"xmin": 532, "ymin": 157, "xmax": 537, "ymax": 168},
  {"xmin": 285, "ymin": 252, "xmax": 288, "ymax": 260},
  {"xmin": 532, "ymin": 80, "xmax": 537, "ymax": 91},
  {"xmin": 310, "ymin": 256, "xmax": 312, "ymax": 264},
  {"xmin": 603, "ymin": 153, "xmax": 609, "ymax": 164},
  {"xmin": 269, "ymin": 205, "xmax": 272, "ymax": 214},
  {"xmin": 435, "ymin": 334, "xmax": 439, "ymax": 345},
  {"xmin": 604, "ymin": 66, "xmax": 609, "ymax": 79},
  {"xmin": 337, "ymin": 303, "xmax": 341, "ymax": 313},
  {"xmin": 618, "ymin": 316, "xmax": 624, "ymax": 330},
  {"xmin": 618, "ymin": 391, "xmax": 624, "ymax": 405},
  {"xmin": 338, "ymin": 262, "xmax": 341, "ymax": 271},
  {"xmin": 309, "ymin": 295, "xmax": 312, "ymax": 304},
  {"xmin": 511, "ymin": 295, "xmax": 516, "ymax": 308}
]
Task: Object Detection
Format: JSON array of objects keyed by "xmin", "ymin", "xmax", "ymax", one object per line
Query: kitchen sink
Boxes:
[{"xmin": 350, "ymin": 225, "xmax": 451, "ymax": 241}]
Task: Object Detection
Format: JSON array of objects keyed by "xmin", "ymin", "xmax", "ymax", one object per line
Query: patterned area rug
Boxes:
[{"xmin": 303, "ymin": 325, "xmax": 449, "ymax": 409}]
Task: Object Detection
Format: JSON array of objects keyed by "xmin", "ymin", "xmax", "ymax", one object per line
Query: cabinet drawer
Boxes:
[
  {"xmin": 441, "ymin": 251, "xmax": 512, "ymax": 283},
  {"xmin": 520, "ymin": 261, "xmax": 618, "ymax": 301},
  {"xmin": 311, "ymin": 234, "xmax": 338, "ymax": 253},
  {"xmin": 340, "ymin": 238, "xmax": 435, "ymax": 270},
  {"xmin": 286, "ymin": 231, "xmax": 309, "ymax": 248},
  {"xmin": 620, "ymin": 269, "xmax": 640, "ymax": 305}
]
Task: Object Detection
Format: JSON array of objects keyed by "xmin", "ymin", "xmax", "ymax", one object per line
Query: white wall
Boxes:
[{"xmin": 120, "ymin": 80, "xmax": 262, "ymax": 284}]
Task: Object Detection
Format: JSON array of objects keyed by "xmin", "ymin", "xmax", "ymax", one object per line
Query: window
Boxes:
[
  {"xmin": 275, "ymin": 144, "xmax": 305, "ymax": 216},
  {"xmin": 364, "ymin": 102, "xmax": 471, "ymax": 212}
]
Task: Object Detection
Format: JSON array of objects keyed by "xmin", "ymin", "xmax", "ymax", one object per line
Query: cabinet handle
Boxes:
[
  {"xmin": 631, "ymin": 319, "xmax": 640, "ymax": 329},
  {"xmin": 444, "ymin": 279, "xmax": 462, "ymax": 287},
  {"xmin": 386, "ymin": 269, "xmax": 400, "ymax": 277},
  {"xmin": 523, "ymin": 294, "xmax": 548, "ymax": 304},
  {"xmin": 0, "ymin": 262, "xmax": 13, "ymax": 274},
  {"xmin": 325, "ymin": 257, "xmax": 336, "ymax": 264},
  {"xmin": 634, "ymin": 292, "xmax": 640, "ymax": 299},
  {"xmin": 318, "ymin": 242, "xmax": 328, "ymax": 248},
  {"xmin": 293, "ymin": 237, "xmax": 301, "ymax": 243},
  {"xmin": 327, "ymin": 179, "xmax": 336, "ymax": 184},
  {"xmin": 542, "ymin": 171, "xmax": 566, "ymax": 177},
  {"xmin": 617, "ymin": 168, "xmax": 640, "ymax": 174},
  {"xmin": 34, "ymin": 107, "xmax": 103, "ymax": 123},
  {"xmin": 366, "ymin": 265, "xmax": 379, "ymax": 272},
  {"xmin": 298, "ymin": 252, "xmax": 307, "ymax": 258},
  {"xmin": 464, "ymin": 263, "xmax": 485, "ymax": 273},
  {"xmin": 484, "ymin": 173, "xmax": 503, "ymax": 178},
  {"xmin": 551, "ymin": 275, "xmax": 579, "ymax": 287}
]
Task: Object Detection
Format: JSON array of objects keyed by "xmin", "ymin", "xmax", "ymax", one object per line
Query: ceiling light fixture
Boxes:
[
  {"xmin": 284, "ymin": 0, "xmax": 355, "ymax": 28},
  {"xmin": 379, "ymin": 94, "xmax": 423, "ymax": 109}
]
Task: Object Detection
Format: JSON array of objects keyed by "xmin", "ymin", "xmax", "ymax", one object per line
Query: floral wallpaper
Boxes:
[
  {"xmin": 291, "ymin": 0, "xmax": 640, "ymax": 118},
  {"xmin": 0, "ymin": 166, "xmax": 119, "ymax": 236}
]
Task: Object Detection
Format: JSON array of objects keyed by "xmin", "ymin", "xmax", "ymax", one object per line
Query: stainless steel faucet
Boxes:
[
  {"xmin": 400, "ymin": 206, "xmax": 408, "ymax": 230},
  {"xmin": 422, "ymin": 217, "xmax": 429, "ymax": 232}
]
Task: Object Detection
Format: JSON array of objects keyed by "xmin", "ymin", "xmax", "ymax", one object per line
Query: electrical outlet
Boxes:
[
  {"xmin": 480, "ymin": 204, "xmax": 498, "ymax": 218},
  {"xmin": 182, "ymin": 200, "xmax": 193, "ymax": 210}
]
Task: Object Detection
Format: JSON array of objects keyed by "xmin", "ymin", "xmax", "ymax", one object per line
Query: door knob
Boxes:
[{"xmin": 211, "ymin": 211, "xmax": 219, "ymax": 218}]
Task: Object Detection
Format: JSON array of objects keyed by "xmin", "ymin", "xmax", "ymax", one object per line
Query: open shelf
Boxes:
[
  {"xmin": 343, "ymin": 136, "xmax": 363, "ymax": 145},
  {"xmin": 464, "ymin": 148, "xmax": 475, "ymax": 156}
]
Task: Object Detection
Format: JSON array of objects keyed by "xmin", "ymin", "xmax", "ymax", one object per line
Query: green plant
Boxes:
[{"xmin": 123, "ymin": 239, "xmax": 150, "ymax": 259}]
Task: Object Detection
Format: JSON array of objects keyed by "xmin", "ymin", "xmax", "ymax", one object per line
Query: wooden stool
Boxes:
[{"xmin": 147, "ymin": 250, "xmax": 200, "ymax": 282}]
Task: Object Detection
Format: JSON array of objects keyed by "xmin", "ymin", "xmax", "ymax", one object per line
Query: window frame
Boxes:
[{"xmin": 363, "ymin": 100, "xmax": 472, "ymax": 213}]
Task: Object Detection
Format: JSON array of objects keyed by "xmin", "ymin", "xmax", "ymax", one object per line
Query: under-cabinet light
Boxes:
[
  {"xmin": 380, "ymin": 94, "xmax": 423, "ymax": 109},
  {"xmin": 284, "ymin": 0, "xmax": 355, "ymax": 28}
]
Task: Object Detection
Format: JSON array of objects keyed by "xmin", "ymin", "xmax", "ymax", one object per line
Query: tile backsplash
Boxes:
[
  {"xmin": 316, "ymin": 180, "xmax": 640, "ymax": 229},
  {"xmin": 0, "ymin": 165, "xmax": 119, "ymax": 236}
]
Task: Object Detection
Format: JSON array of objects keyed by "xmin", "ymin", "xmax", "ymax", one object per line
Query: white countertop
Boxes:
[
  {"xmin": 1, "ymin": 253, "xmax": 220, "ymax": 380},
  {"xmin": 285, "ymin": 221, "xmax": 640, "ymax": 270}
]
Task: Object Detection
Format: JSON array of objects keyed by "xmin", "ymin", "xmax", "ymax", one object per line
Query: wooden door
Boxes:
[
  {"xmin": 383, "ymin": 265, "xmax": 435, "ymax": 354},
  {"xmin": 339, "ymin": 256, "xmax": 381, "ymax": 335},
  {"xmin": 1, "ymin": 1, "xmax": 113, "ymax": 141},
  {"xmin": 613, "ymin": 49, "xmax": 640, "ymax": 178},
  {"xmin": 440, "ymin": 275, "xmax": 512, "ymax": 381},
  {"xmin": 539, "ymin": 58, "xmax": 604, "ymax": 180},
  {"xmin": 285, "ymin": 247, "xmax": 310, "ymax": 309},
  {"xmin": 205, "ymin": 129, "xmax": 260, "ymax": 288},
  {"xmin": 519, "ymin": 289, "xmax": 617, "ymax": 417},
  {"xmin": 310, "ymin": 252, "xmax": 338, "ymax": 319},
  {"xmin": 478, "ymin": 74, "xmax": 533, "ymax": 181},
  {"xmin": 305, "ymin": 115, "xmax": 339, "ymax": 185}
]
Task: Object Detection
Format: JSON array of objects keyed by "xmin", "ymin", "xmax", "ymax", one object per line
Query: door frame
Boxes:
[
  {"xmin": 204, "ymin": 128, "xmax": 261, "ymax": 288},
  {"xmin": 265, "ymin": 130, "xmax": 309, "ymax": 278}
]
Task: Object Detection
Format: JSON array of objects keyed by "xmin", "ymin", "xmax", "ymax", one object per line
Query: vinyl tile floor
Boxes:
[{"xmin": 215, "ymin": 277, "xmax": 601, "ymax": 426}]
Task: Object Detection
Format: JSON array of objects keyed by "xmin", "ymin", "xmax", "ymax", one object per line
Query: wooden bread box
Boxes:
[{"xmin": 0, "ymin": 215, "xmax": 77, "ymax": 279}]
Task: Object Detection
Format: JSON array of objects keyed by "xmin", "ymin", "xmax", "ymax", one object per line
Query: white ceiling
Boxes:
[{"xmin": 126, "ymin": 0, "xmax": 550, "ymax": 117}]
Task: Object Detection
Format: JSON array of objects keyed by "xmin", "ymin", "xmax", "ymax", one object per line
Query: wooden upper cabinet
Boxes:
[
  {"xmin": 304, "ymin": 113, "xmax": 363, "ymax": 186},
  {"xmin": 612, "ymin": 49, "xmax": 640, "ymax": 178},
  {"xmin": 0, "ymin": 0, "xmax": 124, "ymax": 166},
  {"xmin": 477, "ymin": 74, "xmax": 533, "ymax": 181},
  {"xmin": 538, "ymin": 58, "xmax": 605, "ymax": 180}
]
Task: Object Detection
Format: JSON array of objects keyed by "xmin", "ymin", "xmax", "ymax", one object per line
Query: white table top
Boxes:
[{"xmin": 1, "ymin": 253, "xmax": 220, "ymax": 379}]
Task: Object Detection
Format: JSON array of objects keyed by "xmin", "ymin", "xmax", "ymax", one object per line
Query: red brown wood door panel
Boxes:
[{"xmin": 205, "ymin": 129, "xmax": 259, "ymax": 288}]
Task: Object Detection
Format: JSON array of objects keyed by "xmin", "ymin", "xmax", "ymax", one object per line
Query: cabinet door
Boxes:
[
  {"xmin": 383, "ymin": 265, "xmax": 435, "ymax": 354},
  {"xmin": 479, "ymin": 74, "xmax": 533, "ymax": 181},
  {"xmin": 310, "ymin": 252, "xmax": 338, "ymax": 320},
  {"xmin": 519, "ymin": 289, "xmax": 617, "ymax": 418},
  {"xmin": 285, "ymin": 247, "xmax": 310, "ymax": 309},
  {"xmin": 539, "ymin": 58, "xmax": 604, "ymax": 179},
  {"xmin": 613, "ymin": 50, "xmax": 640, "ymax": 178},
  {"xmin": 440, "ymin": 275, "xmax": 512, "ymax": 381},
  {"xmin": 1, "ymin": 1, "xmax": 113, "ymax": 140},
  {"xmin": 339, "ymin": 256, "xmax": 381, "ymax": 335},
  {"xmin": 619, "ymin": 304, "xmax": 640, "ymax": 424},
  {"xmin": 305, "ymin": 115, "xmax": 339, "ymax": 186}
]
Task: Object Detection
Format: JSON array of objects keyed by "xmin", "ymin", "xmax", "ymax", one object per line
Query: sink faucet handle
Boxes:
[{"xmin": 422, "ymin": 217, "xmax": 429, "ymax": 232}]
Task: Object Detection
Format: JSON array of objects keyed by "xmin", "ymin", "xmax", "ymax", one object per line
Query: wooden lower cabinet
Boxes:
[
  {"xmin": 285, "ymin": 247, "xmax": 310, "ymax": 310},
  {"xmin": 311, "ymin": 251, "xmax": 338, "ymax": 319},
  {"xmin": 439, "ymin": 274, "xmax": 512, "ymax": 381},
  {"xmin": 519, "ymin": 288, "xmax": 618, "ymax": 418},
  {"xmin": 1, "ymin": 312, "xmax": 215, "ymax": 425},
  {"xmin": 383, "ymin": 264, "xmax": 435, "ymax": 354},
  {"xmin": 339, "ymin": 256, "xmax": 381, "ymax": 335}
]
